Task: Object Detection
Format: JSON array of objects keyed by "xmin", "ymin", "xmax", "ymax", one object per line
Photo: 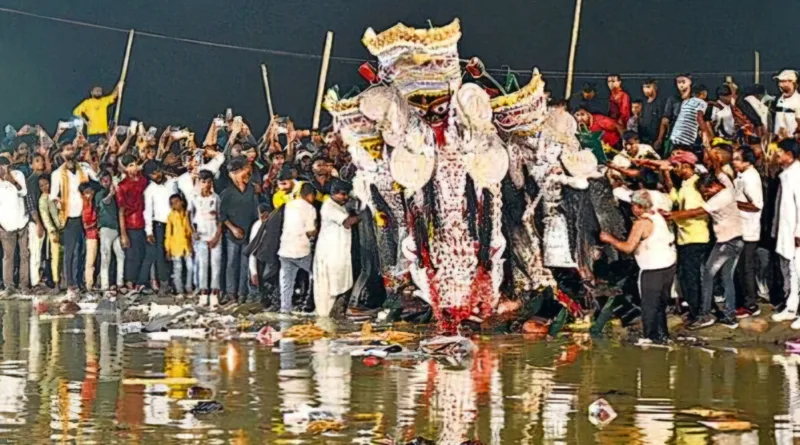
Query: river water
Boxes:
[{"xmin": 0, "ymin": 300, "xmax": 797, "ymax": 444}]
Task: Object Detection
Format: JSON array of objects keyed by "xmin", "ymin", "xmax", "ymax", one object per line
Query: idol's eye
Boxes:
[
  {"xmin": 412, "ymin": 107, "xmax": 426, "ymax": 117},
  {"xmin": 432, "ymin": 102, "xmax": 449, "ymax": 115}
]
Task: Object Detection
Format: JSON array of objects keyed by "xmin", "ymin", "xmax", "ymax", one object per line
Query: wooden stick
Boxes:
[
  {"xmin": 564, "ymin": 0, "xmax": 583, "ymax": 99},
  {"xmin": 754, "ymin": 51, "xmax": 760, "ymax": 84},
  {"xmin": 312, "ymin": 31, "xmax": 334, "ymax": 130},
  {"xmin": 261, "ymin": 64, "xmax": 275, "ymax": 124},
  {"xmin": 114, "ymin": 29, "xmax": 135, "ymax": 124}
]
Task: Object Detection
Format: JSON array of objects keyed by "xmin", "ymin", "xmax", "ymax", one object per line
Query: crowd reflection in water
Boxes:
[{"xmin": 0, "ymin": 301, "xmax": 800, "ymax": 443}]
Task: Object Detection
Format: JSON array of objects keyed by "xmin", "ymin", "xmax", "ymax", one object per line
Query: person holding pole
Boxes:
[{"xmin": 72, "ymin": 82, "xmax": 122, "ymax": 143}]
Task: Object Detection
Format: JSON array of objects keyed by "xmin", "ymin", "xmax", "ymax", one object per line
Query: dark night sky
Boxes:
[{"xmin": 0, "ymin": 0, "xmax": 795, "ymax": 135}]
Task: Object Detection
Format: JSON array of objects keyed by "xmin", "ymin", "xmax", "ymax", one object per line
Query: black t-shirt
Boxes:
[
  {"xmin": 214, "ymin": 163, "xmax": 264, "ymax": 197},
  {"xmin": 638, "ymin": 95, "xmax": 665, "ymax": 144},
  {"xmin": 219, "ymin": 182, "xmax": 259, "ymax": 245},
  {"xmin": 662, "ymin": 96, "xmax": 683, "ymax": 125},
  {"xmin": 569, "ymin": 93, "xmax": 607, "ymax": 115}
]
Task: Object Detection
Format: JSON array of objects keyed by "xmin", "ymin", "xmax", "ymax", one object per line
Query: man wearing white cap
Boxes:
[{"xmin": 774, "ymin": 69, "xmax": 800, "ymax": 139}]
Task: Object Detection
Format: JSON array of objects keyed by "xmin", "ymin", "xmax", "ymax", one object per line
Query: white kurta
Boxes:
[{"xmin": 313, "ymin": 200, "xmax": 353, "ymax": 317}]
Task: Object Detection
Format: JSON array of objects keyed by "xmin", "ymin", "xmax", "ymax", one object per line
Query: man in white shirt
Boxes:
[
  {"xmin": 697, "ymin": 174, "xmax": 743, "ymax": 329},
  {"xmin": 771, "ymin": 139, "xmax": 800, "ymax": 328},
  {"xmin": 49, "ymin": 143, "xmax": 98, "ymax": 297},
  {"xmin": 670, "ymin": 173, "xmax": 743, "ymax": 329},
  {"xmin": 0, "ymin": 158, "xmax": 30, "ymax": 295},
  {"xmin": 313, "ymin": 179, "xmax": 360, "ymax": 319},
  {"xmin": 190, "ymin": 170, "xmax": 222, "ymax": 307},
  {"xmin": 732, "ymin": 146, "xmax": 763, "ymax": 318},
  {"xmin": 140, "ymin": 160, "xmax": 177, "ymax": 295},
  {"xmin": 177, "ymin": 149, "xmax": 225, "ymax": 211},
  {"xmin": 774, "ymin": 70, "xmax": 800, "ymax": 140},
  {"xmin": 277, "ymin": 183, "xmax": 317, "ymax": 313}
]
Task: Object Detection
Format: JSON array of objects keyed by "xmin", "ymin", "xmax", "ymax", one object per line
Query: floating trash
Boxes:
[
  {"xmin": 362, "ymin": 356, "xmax": 382, "ymax": 367},
  {"xmin": 698, "ymin": 420, "xmax": 754, "ymax": 431},
  {"xmin": 118, "ymin": 322, "xmax": 144, "ymax": 335},
  {"xmin": 283, "ymin": 324, "xmax": 328, "ymax": 342},
  {"xmin": 256, "ymin": 325, "xmax": 282, "ymax": 345},
  {"xmin": 588, "ymin": 398, "xmax": 617, "ymax": 427},
  {"xmin": 188, "ymin": 386, "xmax": 214, "ymax": 400},
  {"xmin": 307, "ymin": 419, "xmax": 345, "ymax": 434},
  {"xmin": 419, "ymin": 335, "xmax": 475, "ymax": 357},
  {"xmin": 190, "ymin": 401, "xmax": 224, "ymax": 415},
  {"xmin": 351, "ymin": 345, "xmax": 404, "ymax": 358}
]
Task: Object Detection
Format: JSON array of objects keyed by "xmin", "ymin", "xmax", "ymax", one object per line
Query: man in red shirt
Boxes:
[
  {"xmin": 575, "ymin": 106, "xmax": 624, "ymax": 147},
  {"xmin": 116, "ymin": 155, "xmax": 147, "ymax": 291},
  {"xmin": 607, "ymin": 74, "xmax": 631, "ymax": 127}
]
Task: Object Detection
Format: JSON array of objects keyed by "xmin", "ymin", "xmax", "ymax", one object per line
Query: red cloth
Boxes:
[
  {"xmin": 590, "ymin": 114, "xmax": 621, "ymax": 147},
  {"xmin": 609, "ymin": 89, "xmax": 631, "ymax": 126},
  {"xmin": 82, "ymin": 198, "xmax": 99, "ymax": 239},
  {"xmin": 116, "ymin": 174, "xmax": 147, "ymax": 230}
]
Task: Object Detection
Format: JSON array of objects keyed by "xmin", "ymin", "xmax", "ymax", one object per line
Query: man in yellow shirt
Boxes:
[
  {"xmin": 72, "ymin": 83, "xmax": 122, "ymax": 141},
  {"xmin": 272, "ymin": 165, "xmax": 305, "ymax": 209},
  {"xmin": 662, "ymin": 149, "xmax": 710, "ymax": 323}
]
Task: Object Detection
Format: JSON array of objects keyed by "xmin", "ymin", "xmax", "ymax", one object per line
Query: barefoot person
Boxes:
[
  {"xmin": 600, "ymin": 190, "xmax": 676, "ymax": 343},
  {"xmin": 313, "ymin": 179, "xmax": 358, "ymax": 318}
]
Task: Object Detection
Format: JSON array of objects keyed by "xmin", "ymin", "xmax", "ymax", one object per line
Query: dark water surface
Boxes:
[{"xmin": 0, "ymin": 301, "xmax": 796, "ymax": 444}]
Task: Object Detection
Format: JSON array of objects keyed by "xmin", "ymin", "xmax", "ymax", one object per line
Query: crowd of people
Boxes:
[
  {"xmin": 574, "ymin": 69, "xmax": 800, "ymax": 341},
  {"xmin": 2, "ymin": 66, "xmax": 800, "ymax": 339},
  {"xmin": 0, "ymin": 80, "xmax": 361, "ymax": 318}
]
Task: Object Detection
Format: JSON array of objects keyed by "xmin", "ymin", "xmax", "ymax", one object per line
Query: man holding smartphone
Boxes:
[{"xmin": 0, "ymin": 157, "xmax": 31, "ymax": 296}]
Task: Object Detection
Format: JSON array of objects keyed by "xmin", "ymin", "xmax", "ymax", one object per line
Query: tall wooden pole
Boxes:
[
  {"xmin": 754, "ymin": 51, "xmax": 760, "ymax": 84},
  {"xmin": 114, "ymin": 29, "xmax": 135, "ymax": 123},
  {"xmin": 312, "ymin": 31, "xmax": 334, "ymax": 130},
  {"xmin": 564, "ymin": 0, "xmax": 583, "ymax": 99},
  {"xmin": 260, "ymin": 64, "xmax": 275, "ymax": 124}
]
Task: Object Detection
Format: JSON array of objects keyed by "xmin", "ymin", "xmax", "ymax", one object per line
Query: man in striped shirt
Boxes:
[{"xmin": 669, "ymin": 86, "xmax": 710, "ymax": 148}]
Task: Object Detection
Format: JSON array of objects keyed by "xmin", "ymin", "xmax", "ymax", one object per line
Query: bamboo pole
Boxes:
[
  {"xmin": 261, "ymin": 64, "xmax": 275, "ymax": 124},
  {"xmin": 312, "ymin": 31, "xmax": 334, "ymax": 130},
  {"xmin": 114, "ymin": 29, "xmax": 135, "ymax": 123},
  {"xmin": 754, "ymin": 51, "xmax": 760, "ymax": 84},
  {"xmin": 564, "ymin": 0, "xmax": 583, "ymax": 99}
]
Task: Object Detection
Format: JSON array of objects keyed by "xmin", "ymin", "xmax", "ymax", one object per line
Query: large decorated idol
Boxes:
[
  {"xmin": 322, "ymin": 89, "xmax": 407, "ymax": 310},
  {"xmin": 488, "ymin": 70, "xmax": 584, "ymax": 293},
  {"xmin": 488, "ymin": 69, "xmax": 627, "ymax": 298},
  {"xmin": 338, "ymin": 18, "xmax": 510, "ymax": 329}
]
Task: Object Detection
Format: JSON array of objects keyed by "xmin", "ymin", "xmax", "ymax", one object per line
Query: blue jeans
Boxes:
[
  {"xmin": 224, "ymin": 235, "xmax": 250, "ymax": 301},
  {"xmin": 171, "ymin": 255, "xmax": 194, "ymax": 294},
  {"xmin": 194, "ymin": 240, "xmax": 222, "ymax": 292},
  {"xmin": 701, "ymin": 238, "xmax": 744, "ymax": 318},
  {"xmin": 279, "ymin": 255, "xmax": 312, "ymax": 313}
]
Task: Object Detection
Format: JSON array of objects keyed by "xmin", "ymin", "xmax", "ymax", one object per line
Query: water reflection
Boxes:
[{"xmin": 0, "ymin": 301, "xmax": 797, "ymax": 443}]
